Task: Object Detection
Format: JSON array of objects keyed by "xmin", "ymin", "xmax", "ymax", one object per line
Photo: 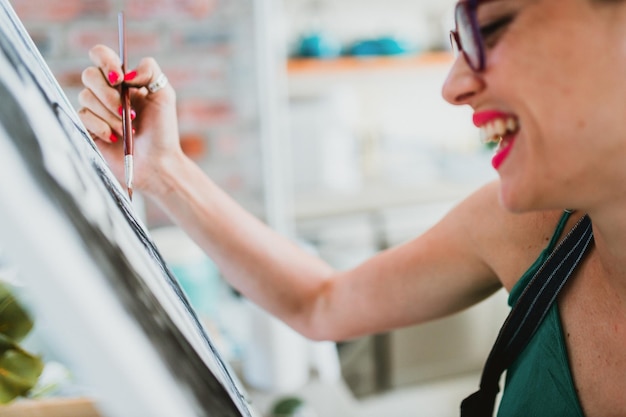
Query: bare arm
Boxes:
[{"xmin": 147, "ymin": 151, "xmax": 503, "ymax": 341}]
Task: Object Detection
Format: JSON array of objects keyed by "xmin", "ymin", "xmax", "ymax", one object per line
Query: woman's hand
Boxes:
[{"xmin": 78, "ymin": 44, "xmax": 183, "ymax": 196}]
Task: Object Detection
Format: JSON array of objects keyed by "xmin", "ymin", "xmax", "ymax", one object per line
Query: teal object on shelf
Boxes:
[
  {"xmin": 346, "ymin": 36, "xmax": 417, "ymax": 56},
  {"xmin": 296, "ymin": 32, "xmax": 341, "ymax": 58}
]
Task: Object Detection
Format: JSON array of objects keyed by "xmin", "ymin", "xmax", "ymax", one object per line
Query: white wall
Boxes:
[{"xmin": 283, "ymin": 0, "xmax": 458, "ymax": 53}]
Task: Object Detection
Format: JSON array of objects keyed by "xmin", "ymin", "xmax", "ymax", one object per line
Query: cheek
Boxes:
[{"xmin": 495, "ymin": 130, "xmax": 565, "ymax": 212}]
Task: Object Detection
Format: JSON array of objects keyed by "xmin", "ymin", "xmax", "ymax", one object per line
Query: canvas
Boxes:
[{"xmin": 0, "ymin": 2, "xmax": 257, "ymax": 416}]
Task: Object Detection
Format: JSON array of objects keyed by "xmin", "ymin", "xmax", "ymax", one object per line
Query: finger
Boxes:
[
  {"xmin": 88, "ymin": 44, "xmax": 123, "ymax": 86},
  {"xmin": 77, "ymin": 107, "xmax": 120, "ymax": 144},
  {"xmin": 123, "ymin": 56, "xmax": 162, "ymax": 86},
  {"xmin": 81, "ymin": 66, "xmax": 123, "ymax": 120},
  {"xmin": 78, "ymin": 87, "xmax": 125, "ymax": 138}
]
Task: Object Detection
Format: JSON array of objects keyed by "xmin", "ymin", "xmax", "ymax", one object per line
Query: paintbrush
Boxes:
[{"xmin": 118, "ymin": 11, "xmax": 133, "ymax": 200}]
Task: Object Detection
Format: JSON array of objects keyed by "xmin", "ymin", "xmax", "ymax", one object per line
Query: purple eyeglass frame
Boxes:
[{"xmin": 449, "ymin": 0, "xmax": 487, "ymax": 72}]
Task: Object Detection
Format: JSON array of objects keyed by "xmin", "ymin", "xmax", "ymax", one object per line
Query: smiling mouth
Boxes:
[
  {"xmin": 475, "ymin": 115, "xmax": 519, "ymax": 170},
  {"xmin": 479, "ymin": 116, "xmax": 519, "ymax": 145}
]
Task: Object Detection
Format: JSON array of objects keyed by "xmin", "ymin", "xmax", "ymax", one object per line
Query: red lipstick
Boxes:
[
  {"xmin": 472, "ymin": 110, "xmax": 511, "ymax": 127},
  {"xmin": 492, "ymin": 139, "xmax": 514, "ymax": 170}
]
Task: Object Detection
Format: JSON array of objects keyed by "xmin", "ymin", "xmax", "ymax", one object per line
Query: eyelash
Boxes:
[{"xmin": 479, "ymin": 15, "xmax": 515, "ymax": 48}]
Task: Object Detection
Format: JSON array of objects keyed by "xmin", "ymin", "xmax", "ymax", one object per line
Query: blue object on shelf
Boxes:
[
  {"xmin": 346, "ymin": 36, "xmax": 417, "ymax": 56},
  {"xmin": 296, "ymin": 33, "xmax": 341, "ymax": 58}
]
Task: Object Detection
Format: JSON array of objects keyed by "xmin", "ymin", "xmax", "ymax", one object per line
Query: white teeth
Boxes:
[
  {"xmin": 480, "ymin": 117, "xmax": 518, "ymax": 144},
  {"xmin": 495, "ymin": 119, "xmax": 505, "ymax": 134},
  {"xmin": 506, "ymin": 118, "xmax": 516, "ymax": 131}
]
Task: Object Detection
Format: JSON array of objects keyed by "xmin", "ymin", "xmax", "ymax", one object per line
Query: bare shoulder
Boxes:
[{"xmin": 447, "ymin": 180, "xmax": 566, "ymax": 290}]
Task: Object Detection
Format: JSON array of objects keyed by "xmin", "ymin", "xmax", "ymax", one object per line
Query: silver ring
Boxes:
[{"xmin": 147, "ymin": 73, "xmax": 168, "ymax": 94}]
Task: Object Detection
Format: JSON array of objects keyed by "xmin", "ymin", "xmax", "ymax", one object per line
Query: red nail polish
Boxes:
[
  {"xmin": 108, "ymin": 71, "xmax": 119, "ymax": 84},
  {"xmin": 118, "ymin": 107, "xmax": 136, "ymax": 120},
  {"xmin": 110, "ymin": 133, "xmax": 118, "ymax": 143},
  {"xmin": 132, "ymin": 128, "xmax": 136, "ymax": 134},
  {"xmin": 124, "ymin": 70, "xmax": 137, "ymax": 81}
]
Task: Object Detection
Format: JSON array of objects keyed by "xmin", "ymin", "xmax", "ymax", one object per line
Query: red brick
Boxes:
[
  {"xmin": 66, "ymin": 28, "xmax": 162, "ymax": 57},
  {"xmin": 53, "ymin": 67, "xmax": 85, "ymax": 89},
  {"xmin": 180, "ymin": 0, "xmax": 219, "ymax": 18},
  {"xmin": 177, "ymin": 99, "xmax": 234, "ymax": 126},
  {"xmin": 161, "ymin": 64, "xmax": 227, "ymax": 92},
  {"xmin": 180, "ymin": 131, "xmax": 208, "ymax": 159},
  {"xmin": 125, "ymin": 0, "xmax": 218, "ymax": 20},
  {"xmin": 66, "ymin": 28, "xmax": 117, "ymax": 55},
  {"xmin": 80, "ymin": 0, "xmax": 113, "ymax": 17},
  {"xmin": 126, "ymin": 32, "xmax": 164, "ymax": 58},
  {"xmin": 11, "ymin": 0, "xmax": 112, "ymax": 22},
  {"xmin": 170, "ymin": 28, "xmax": 232, "ymax": 52}
]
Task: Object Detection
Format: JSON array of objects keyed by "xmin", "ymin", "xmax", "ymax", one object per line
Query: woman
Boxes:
[{"xmin": 78, "ymin": 0, "xmax": 626, "ymax": 415}]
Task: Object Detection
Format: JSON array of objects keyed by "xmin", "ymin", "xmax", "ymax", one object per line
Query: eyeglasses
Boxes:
[{"xmin": 449, "ymin": 0, "xmax": 486, "ymax": 72}]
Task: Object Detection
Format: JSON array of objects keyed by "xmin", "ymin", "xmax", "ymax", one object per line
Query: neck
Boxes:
[{"xmin": 586, "ymin": 204, "xmax": 626, "ymax": 296}]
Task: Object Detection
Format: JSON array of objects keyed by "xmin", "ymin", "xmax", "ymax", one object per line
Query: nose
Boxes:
[{"xmin": 441, "ymin": 54, "xmax": 485, "ymax": 106}]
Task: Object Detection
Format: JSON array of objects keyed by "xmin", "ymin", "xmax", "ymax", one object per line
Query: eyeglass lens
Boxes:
[{"xmin": 455, "ymin": 2, "xmax": 481, "ymax": 71}]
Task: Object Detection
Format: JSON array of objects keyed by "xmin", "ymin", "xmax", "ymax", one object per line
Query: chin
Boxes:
[
  {"xmin": 498, "ymin": 178, "xmax": 568, "ymax": 215},
  {"xmin": 497, "ymin": 177, "xmax": 543, "ymax": 214},
  {"xmin": 498, "ymin": 193, "xmax": 528, "ymax": 214}
]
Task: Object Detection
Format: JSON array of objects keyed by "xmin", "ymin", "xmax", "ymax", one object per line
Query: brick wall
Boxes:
[{"xmin": 10, "ymin": 0, "xmax": 266, "ymax": 226}]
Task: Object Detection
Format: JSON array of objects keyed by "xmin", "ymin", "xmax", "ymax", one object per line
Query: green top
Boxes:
[{"xmin": 496, "ymin": 211, "xmax": 585, "ymax": 417}]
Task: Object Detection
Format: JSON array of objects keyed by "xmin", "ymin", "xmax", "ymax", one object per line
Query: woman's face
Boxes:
[{"xmin": 443, "ymin": 0, "xmax": 626, "ymax": 214}]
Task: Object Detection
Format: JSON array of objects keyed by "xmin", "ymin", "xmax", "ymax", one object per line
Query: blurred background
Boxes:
[{"xmin": 9, "ymin": 0, "xmax": 507, "ymax": 416}]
